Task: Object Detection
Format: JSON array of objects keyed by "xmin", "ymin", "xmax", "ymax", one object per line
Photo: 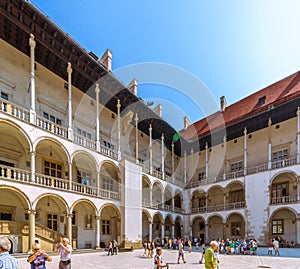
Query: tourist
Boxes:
[
  {"xmin": 268, "ymin": 239, "xmax": 273, "ymax": 255},
  {"xmin": 273, "ymin": 238, "xmax": 280, "ymax": 256},
  {"xmin": 177, "ymin": 239, "xmax": 186, "ymax": 264},
  {"xmin": 112, "ymin": 239, "xmax": 118, "ymax": 255},
  {"xmin": 199, "ymin": 243, "xmax": 206, "ymax": 264},
  {"xmin": 204, "ymin": 241, "xmax": 219, "ymax": 269},
  {"xmin": 154, "ymin": 247, "xmax": 169, "ymax": 269},
  {"xmin": 54, "ymin": 238, "xmax": 72, "ymax": 269},
  {"xmin": 107, "ymin": 241, "xmax": 113, "ymax": 256},
  {"xmin": 27, "ymin": 243, "xmax": 52, "ymax": 269},
  {"xmin": 0, "ymin": 237, "xmax": 19, "ymax": 269},
  {"xmin": 149, "ymin": 240, "xmax": 155, "ymax": 258},
  {"xmin": 187, "ymin": 239, "xmax": 192, "ymax": 253}
]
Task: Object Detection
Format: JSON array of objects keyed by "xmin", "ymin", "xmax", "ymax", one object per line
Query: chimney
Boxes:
[
  {"xmin": 128, "ymin": 79, "xmax": 138, "ymax": 96},
  {"xmin": 220, "ymin": 96, "xmax": 226, "ymax": 112},
  {"xmin": 183, "ymin": 116, "xmax": 191, "ymax": 129},
  {"xmin": 99, "ymin": 49, "xmax": 112, "ymax": 71},
  {"xmin": 153, "ymin": 104, "xmax": 162, "ymax": 117}
]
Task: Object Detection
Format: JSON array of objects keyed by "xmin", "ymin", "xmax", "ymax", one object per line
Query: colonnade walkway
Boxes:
[{"xmin": 17, "ymin": 247, "xmax": 300, "ymax": 269}]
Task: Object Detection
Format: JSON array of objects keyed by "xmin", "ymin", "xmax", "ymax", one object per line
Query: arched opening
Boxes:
[
  {"xmin": 174, "ymin": 191, "xmax": 183, "ymax": 213},
  {"xmin": 269, "ymin": 208, "xmax": 297, "ymax": 246},
  {"xmin": 71, "ymin": 199, "xmax": 97, "ymax": 249},
  {"xmin": 207, "ymin": 186, "xmax": 224, "ymax": 210},
  {"xmin": 100, "ymin": 162, "xmax": 120, "ymax": 200},
  {"xmin": 152, "ymin": 182, "xmax": 163, "ymax": 209},
  {"xmin": 100, "ymin": 204, "xmax": 121, "ymax": 248},
  {"xmin": 142, "ymin": 210, "xmax": 151, "ymax": 242},
  {"xmin": 191, "ymin": 190, "xmax": 207, "ymax": 213},
  {"xmin": 142, "ymin": 176, "xmax": 151, "ymax": 207},
  {"xmin": 72, "ymin": 152, "xmax": 97, "ymax": 195},
  {"xmin": 164, "ymin": 215, "xmax": 173, "ymax": 239},
  {"xmin": 208, "ymin": 215, "xmax": 224, "ymax": 242},
  {"xmin": 152, "ymin": 213, "xmax": 162, "ymax": 242},
  {"xmin": 192, "ymin": 217, "xmax": 205, "ymax": 243},
  {"xmin": 270, "ymin": 172, "xmax": 298, "ymax": 205},
  {"xmin": 225, "ymin": 213, "xmax": 245, "ymax": 239},
  {"xmin": 164, "ymin": 186, "xmax": 173, "ymax": 211},
  {"xmin": 174, "ymin": 216, "xmax": 183, "ymax": 239}
]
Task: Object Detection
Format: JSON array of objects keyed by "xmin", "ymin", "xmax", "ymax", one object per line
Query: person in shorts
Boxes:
[
  {"xmin": 199, "ymin": 243, "xmax": 206, "ymax": 263},
  {"xmin": 177, "ymin": 239, "xmax": 186, "ymax": 264},
  {"xmin": 154, "ymin": 247, "xmax": 169, "ymax": 269}
]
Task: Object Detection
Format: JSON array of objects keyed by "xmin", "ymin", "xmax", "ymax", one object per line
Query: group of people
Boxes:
[
  {"xmin": 154, "ymin": 240, "xmax": 220, "ymax": 269},
  {"xmin": 217, "ymin": 238, "xmax": 259, "ymax": 255},
  {"xmin": 0, "ymin": 236, "xmax": 72, "ymax": 269},
  {"xmin": 107, "ymin": 239, "xmax": 118, "ymax": 256}
]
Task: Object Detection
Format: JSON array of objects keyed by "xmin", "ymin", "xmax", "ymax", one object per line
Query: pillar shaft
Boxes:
[
  {"xmin": 29, "ymin": 34, "xmax": 36, "ymax": 124},
  {"xmin": 30, "ymin": 151, "xmax": 35, "ymax": 182},
  {"xmin": 95, "ymin": 216, "xmax": 101, "ymax": 249},
  {"xmin": 66, "ymin": 214, "xmax": 72, "ymax": 246},
  {"xmin": 67, "ymin": 62, "xmax": 73, "ymax": 140},
  {"xmin": 161, "ymin": 133, "xmax": 165, "ymax": 180},
  {"xmin": 149, "ymin": 124, "xmax": 153, "ymax": 174},
  {"xmin": 28, "ymin": 210, "xmax": 36, "ymax": 253},
  {"xmin": 95, "ymin": 84, "xmax": 100, "ymax": 151},
  {"xmin": 205, "ymin": 143, "xmax": 209, "ymax": 178},
  {"xmin": 297, "ymin": 107, "xmax": 300, "ymax": 163},
  {"xmin": 135, "ymin": 113, "xmax": 139, "ymax": 163},
  {"xmin": 117, "ymin": 100, "xmax": 121, "ymax": 160},
  {"xmin": 244, "ymin": 127, "xmax": 247, "ymax": 175},
  {"xmin": 268, "ymin": 118, "xmax": 272, "ymax": 169}
]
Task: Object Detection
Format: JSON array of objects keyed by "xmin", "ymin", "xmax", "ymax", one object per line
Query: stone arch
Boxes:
[
  {"xmin": 142, "ymin": 209, "xmax": 151, "ymax": 242},
  {"xmin": 191, "ymin": 216, "xmax": 206, "ymax": 243},
  {"xmin": 0, "ymin": 185, "xmax": 31, "ymax": 210},
  {"xmin": 152, "ymin": 181, "xmax": 163, "ymax": 208},
  {"xmin": 164, "ymin": 185, "xmax": 173, "ymax": 209},
  {"xmin": 225, "ymin": 212, "xmax": 245, "ymax": 239},
  {"xmin": 174, "ymin": 190, "xmax": 183, "ymax": 209},
  {"xmin": 164, "ymin": 214, "xmax": 173, "ymax": 238},
  {"xmin": 270, "ymin": 171, "xmax": 298, "ymax": 205},
  {"xmin": 207, "ymin": 214, "xmax": 224, "ymax": 242},
  {"xmin": 142, "ymin": 175, "xmax": 151, "ymax": 205},
  {"xmin": 99, "ymin": 203, "xmax": 121, "ymax": 247},
  {"xmin": 207, "ymin": 185, "xmax": 224, "ymax": 208},
  {"xmin": 71, "ymin": 199, "xmax": 98, "ymax": 249},
  {"xmin": 225, "ymin": 181, "xmax": 245, "ymax": 204},
  {"xmin": 71, "ymin": 150, "xmax": 98, "ymax": 187},
  {"xmin": 33, "ymin": 193, "xmax": 69, "ymax": 212},
  {"xmin": 152, "ymin": 212, "xmax": 163, "ymax": 242},
  {"xmin": 100, "ymin": 161, "xmax": 121, "ymax": 195},
  {"xmin": 269, "ymin": 207, "xmax": 297, "ymax": 244},
  {"xmin": 191, "ymin": 189, "xmax": 207, "ymax": 210},
  {"xmin": 174, "ymin": 215, "xmax": 183, "ymax": 238}
]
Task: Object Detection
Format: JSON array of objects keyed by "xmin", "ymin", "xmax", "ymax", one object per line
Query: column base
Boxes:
[
  {"xmin": 30, "ymin": 109, "xmax": 36, "ymax": 125},
  {"xmin": 68, "ymin": 127, "xmax": 73, "ymax": 141},
  {"xmin": 95, "ymin": 246, "xmax": 101, "ymax": 250}
]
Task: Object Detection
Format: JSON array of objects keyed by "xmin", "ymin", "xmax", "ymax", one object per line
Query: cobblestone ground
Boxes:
[{"xmin": 17, "ymin": 247, "xmax": 300, "ymax": 269}]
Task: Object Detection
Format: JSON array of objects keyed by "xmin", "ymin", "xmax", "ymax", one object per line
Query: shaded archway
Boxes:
[
  {"xmin": 164, "ymin": 185, "xmax": 173, "ymax": 211},
  {"xmin": 174, "ymin": 216, "xmax": 183, "ymax": 239},
  {"xmin": 192, "ymin": 216, "xmax": 206, "ymax": 243},
  {"xmin": 142, "ymin": 210, "xmax": 151, "ymax": 241},
  {"xmin": 269, "ymin": 208, "xmax": 297, "ymax": 244},
  {"xmin": 99, "ymin": 204, "xmax": 121, "ymax": 247},
  {"xmin": 152, "ymin": 181, "xmax": 163, "ymax": 209},
  {"xmin": 207, "ymin": 185, "xmax": 224, "ymax": 210},
  {"xmin": 71, "ymin": 199, "xmax": 97, "ymax": 249},
  {"xmin": 152, "ymin": 213, "xmax": 163, "ymax": 242},
  {"xmin": 191, "ymin": 189, "xmax": 207, "ymax": 213},
  {"xmin": 225, "ymin": 213, "xmax": 245, "ymax": 239},
  {"xmin": 100, "ymin": 162, "xmax": 120, "ymax": 200},
  {"xmin": 164, "ymin": 214, "xmax": 173, "ymax": 239},
  {"xmin": 142, "ymin": 175, "xmax": 151, "ymax": 207},
  {"xmin": 208, "ymin": 215, "xmax": 224, "ymax": 242}
]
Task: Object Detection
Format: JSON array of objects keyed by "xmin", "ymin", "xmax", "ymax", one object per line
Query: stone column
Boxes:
[
  {"xmin": 67, "ymin": 62, "xmax": 73, "ymax": 140},
  {"xmin": 66, "ymin": 214, "xmax": 72, "ymax": 247},
  {"xmin": 68, "ymin": 162, "xmax": 72, "ymax": 190},
  {"xmin": 96, "ymin": 171, "xmax": 100, "ymax": 197},
  {"xmin": 171, "ymin": 141, "xmax": 175, "ymax": 183},
  {"xmin": 149, "ymin": 124, "xmax": 153, "ymax": 174},
  {"xmin": 171, "ymin": 223, "xmax": 175, "ymax": 238},
  {"xmin": 30, "ymin": 151, "xmax": 35, "ymax": 182},
  {"xmin": 149, "ymin": 222, "xmax": 153, "ymax": 241},
  {"xmin": 297, "ymin": 107, "xmax": 300, "ymax": 163},
  {"xmin": 117, "ymin": 100, "xmax": 121, "ymax": 161},
  {"xmin": 205, "ymin": 142, "xmax": 209, "ymax": 179},
  {"xmin": 95, "ymin": 84, "xmax": 100, "ymax": 152},
  {"xmin": 95, "ymin": 216, "xmax": 101, "ymax": 249},
  {"xmin": 29, "ymin": 34, "xmax": 36, "ymax": 124},
  {"xmin": 28, "ymin": 210, "xmax": 36, "ymax": 253},
  {"xmin": 172, "ymin": 197, "xmax": 175, "ymax": 212},
  {"xmin": 244, "ymin": 127, "xmax": 247, "ymax": 175},
  {"xmin": 189, "ymin": 225, "xmax": 193, "ymax": 239},
  {"xmin": 296, "ymin": 217, "xmax": 300, "ymax": 245},
  {"xmin": 184, "ymin": 151, "xmax": 187, "ymax": 186},
  {"xmin": 161, "ymin": 223, "xmax": 165, "ymax": 241},
  {"xmin": 205, "ymin": 223, "xmax": 209, "ymax": 243},
  {"xmin": 135, "ymin": 113, "xmax": 139, "ymax": 164},
  {"xmin": 223, "ymin": 136, "xmax": 227, "ymax": 180},
  {"xmin": 161, "ymin": 133, "xmax": 165, "ymax": 180},
  {"xmin": 268, "ymin": 118, "xmax": 272, "ymax": 169}
]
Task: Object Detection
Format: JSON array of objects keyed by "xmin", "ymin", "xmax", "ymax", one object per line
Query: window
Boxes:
[
  {"xmin": 198, "ymin": 172, "xmax": 206, "ymax": 181},
  {"xmin": 102, "ymin": 140, "xmax": 114, "ymax": 150},
  {"xmin": 272, "ymin": 149, "xmax": 288, "ymax": 161},
  {"xmin": 271, "ymin": 183, "xmax": 288, "ymax": 198},
  {"xmin": 77, "ymin": 170, "xmax": 91, "ymax": 185},
  {"xmin": 0, "ymin": 213, "xmax": 12, "ymax": 221},
  {"xmin": 1, "ymin": 92, "xmax": 8, "ymax": 100},
  {"xmin": 272, "ymin": 219, "xmax": 284, "ymax": 234},
  {"xmin": 258, "ymin": 96, "xmax": 266, "ymax": 106},
  {"xmin": 43, "ymin": 112, "xmax": 62, "ymax": 125},
  {"xmin": 77, "ymin": 128, "xmax": 92, "ymax": 140},
  {"xmin": 72, "ymin": 211, "xmax": 76, "ymax": 225},
  {"xmin": 231, "ymin": 222, "xmax": 241, "ymax": 236},
  {"xmin": 44, "ymin": 161, "xmax": 62, "ymax": 178},
  {"xmin": 230, "ymin": 161, "xmax": 243, "ymax": 172},
  {"xmin": 198, "ymin": 197, "xmax": 206, "ymax": 208},
  {"xmin": 47, "ymin": 214, "xmax": 58, "ymax": 231},
  {"xmin": 229, "ymin": 190, "xmax": 243, "ymax": 203},
  {"xmin": 102, "ymin": 220, "xmax": 110, "ymax": 234},
  {"xmin": 102, "ymin": 177, "xmax": 113, "ymax": 191}
]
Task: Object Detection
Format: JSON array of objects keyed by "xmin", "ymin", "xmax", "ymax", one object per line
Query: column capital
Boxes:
[
  {"xmin": 191, "ymin": 148, "xmax": 194, "ymax": 155},
  {"xmin": 161, "ymin": 133, "xmax": 164, "ymax": 141},
  {"xmin": 171, "ymin": 141, "xmax": 174, "ymax": 147},
  {"xmin": 149, "ymin": 124, "xmax": 152, "ymax": 132},
  {"xmin": 65, "ymin": 213, "xmax": 73, "ymax": 218},
  {"xmin": 244, "ymin": 127, "xmax": 247, "ymax": 135},
  {"xmin": 27, "ymin": 209, "xmax": 36, "ymax": 215},
  {"xmin": 135, "ymin": 113, "xmax": 138, "ymax": 122},
  {"xmin": 268, "ymin": 117, "xmax": 272, "ymax": 127},
  {"xmin": 297, "ymin": 106, "xmax": 300, "ymax": 115},
  {"xmin": 29, "ymin": 33, "xmax": 36, "ymax": 48},
  {"xmin": 205, "ymin": 142, "xmax": 208, "ymax": 149},
  {"xmin": 67, "ymin": 62, "xmax": 72, "ymax": 74},
  {"xmin": 95, "ymin": 216, "xmax": 101, "ymax": 220},
  {"xmin": 117, "ymin": 99, "xmax": 121, "ymax": 109},
  {"xmin": 223, "ymin": 135, "xmax": 227, "ymax": 143},
  {"xmin": 95, "ymin": 83, "xmax": 100, "ymax": 93}
]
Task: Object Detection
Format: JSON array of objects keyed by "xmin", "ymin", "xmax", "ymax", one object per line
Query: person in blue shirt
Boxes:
[
  {"xmin": 0, "ymin": 237, "xmax": 19, "ymax": 269},
  {"xmin": 27, "ymin": 243, "xmax": 52, "ymax": 269}
]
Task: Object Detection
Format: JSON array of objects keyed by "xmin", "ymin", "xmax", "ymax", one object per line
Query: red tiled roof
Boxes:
[{"xmin": 180, "ymin": 71, "xmax": 300, "ymax": 141}]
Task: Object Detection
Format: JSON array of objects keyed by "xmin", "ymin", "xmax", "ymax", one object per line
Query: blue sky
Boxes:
[{"xmin": 31, "ymin": 0, "xmax": 300, "ymax": 130}]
